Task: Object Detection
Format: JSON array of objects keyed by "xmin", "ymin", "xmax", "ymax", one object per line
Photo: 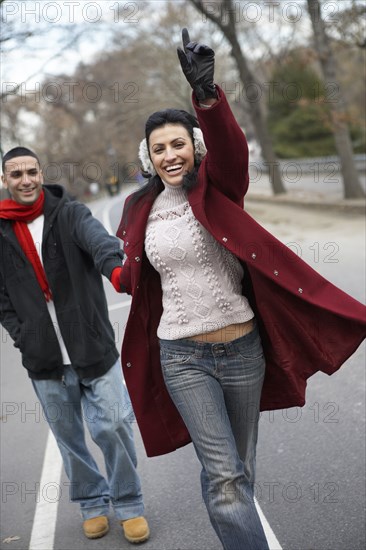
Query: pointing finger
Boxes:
[{"xmin": 182, "ymin": 28, "xmax": 190, "ymax": 51}]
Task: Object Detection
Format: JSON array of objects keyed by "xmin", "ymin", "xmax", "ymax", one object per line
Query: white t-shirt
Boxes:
[{"xmin": 27, "ymin": 215, "xmax": 71, "ymax": 365}]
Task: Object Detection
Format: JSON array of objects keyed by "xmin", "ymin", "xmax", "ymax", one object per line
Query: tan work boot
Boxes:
[
  {"xmin": 121, "ymin": 516, "xmax": 150, "ymax": 543},
  {"xmin": 83, "ymin": 515, "xmax": 109, "ymax": 539}
]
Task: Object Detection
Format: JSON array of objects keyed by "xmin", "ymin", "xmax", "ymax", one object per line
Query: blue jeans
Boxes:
[
  {"xmin": 160, "ymin": 323, "xmax": 269, "ymax": 550},
  {"xmin": 31, "ymin": 360, "xmax": 144, "ymax": 521}
]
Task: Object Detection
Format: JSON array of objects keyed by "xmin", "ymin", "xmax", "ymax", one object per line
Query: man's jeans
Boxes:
[
  {"xmin": 160, "ymin": 323, "xmax": 269, "ymax": 550},
  {"xmin": 32, "ymin": 360, "xmax": 144, "ymax": 521}
]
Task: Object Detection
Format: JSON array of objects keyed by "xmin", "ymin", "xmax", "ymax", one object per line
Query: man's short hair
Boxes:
[{"xmin": 2, "ymin": 147, "xmax": 40, "ymax": 174}]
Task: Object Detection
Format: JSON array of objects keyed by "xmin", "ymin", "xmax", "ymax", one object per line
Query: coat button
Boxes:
[
  {"xmin": 126, "ymin": 362, "xmax": 132, "ymax": 368},
  {"xmin": 125, "ymin": 242, "xmax": 129, "ymax": 247},
  {"xmin": 298, "ymin": 287, "xmax": 303, "ymax": 293},
  {"xmin": 222, "ymin": 237, "xmax": 228, "ymax": 242},
  {"xmin": 122, "ymin": 230, "xmax": 126, "ymax": 236},
  {"xmin": 251, "ymin": 253, "xmax": 257, "ymax": 259},
  {"xmin": 274, "ymin": 270, "xmax": 279, "ymax": 276},
  {"xmin": 135, "ymin": 256, "xmax": 140, "ymax": 262}
]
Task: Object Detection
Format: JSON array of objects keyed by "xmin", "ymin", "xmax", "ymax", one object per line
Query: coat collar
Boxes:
[{"xmin": 117, "ymin": 192, "xmax": 156, "ymax": 255}]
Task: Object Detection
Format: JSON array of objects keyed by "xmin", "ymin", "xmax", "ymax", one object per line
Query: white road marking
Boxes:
[
  {"xmin": 108, "ymin": 300, "xmax": 131, "ymax": 311},
  {"xmin": 255, "ymin": 498, "xmax": 283, "ymax": 549},
  {"xmin": 102, "ymin": 201, "xmax": 114, "ymax": 235},
  {"xmin": 28, "ymin": 431, "xmax": 62, "ymax": 550}
]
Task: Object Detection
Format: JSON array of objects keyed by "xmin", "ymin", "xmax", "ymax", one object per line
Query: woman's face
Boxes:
[{"xmin": 149, "ymin": 124, "xmax": 194, "ymax": 186}]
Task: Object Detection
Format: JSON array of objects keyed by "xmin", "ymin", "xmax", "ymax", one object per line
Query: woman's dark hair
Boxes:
[
  {"xmin": 145, "ymin": 108, "xmax": 199, "ymax": 150},
  {"xmin": 125, "ymin": 109, "xmax": 201, "ymax": 218}
]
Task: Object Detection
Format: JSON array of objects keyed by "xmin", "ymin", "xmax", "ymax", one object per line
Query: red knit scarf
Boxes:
[{"xmin": 0, "ymin": 191, "xmax": 52, "ymax": 301}]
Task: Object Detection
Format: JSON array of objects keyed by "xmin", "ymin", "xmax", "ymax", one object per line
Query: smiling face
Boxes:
[
  {"xmin": 1, "ymin": 156, "xmax": 43, "ymax": 205},
  {"xmin": 149, "ymin": 124, "xmax": 195, "ymax": 186}
]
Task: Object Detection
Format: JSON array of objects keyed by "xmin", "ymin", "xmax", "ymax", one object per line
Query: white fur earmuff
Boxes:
[
  {"xmin": 138, "ymin": 138, "xmax": 155, "ymax": 175},
  {"xmin": 193, "ymin": 127, "xmax": 207, "ymax": 163}
]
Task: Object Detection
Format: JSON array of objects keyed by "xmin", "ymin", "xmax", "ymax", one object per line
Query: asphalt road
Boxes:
[{"xmin": 1, "ymin": 187, "xmax": 365, "ymax": 550}]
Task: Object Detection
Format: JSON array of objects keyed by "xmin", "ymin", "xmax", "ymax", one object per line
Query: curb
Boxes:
[{"xmin": 246, "ymin": 193, "xmax": 366, "ymax": 215}]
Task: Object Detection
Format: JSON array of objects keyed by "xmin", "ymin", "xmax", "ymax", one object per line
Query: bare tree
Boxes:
[
  {"xmin": 307, "ymin": 0, "xmax": 365, "ymax": 198},
  {"xmin": 325, "ymin": 0, "xmax": 366, "ymax": 49},
  {"xmin": 189, "ymin": 0, "xmax": 286, "ymax": 194}
]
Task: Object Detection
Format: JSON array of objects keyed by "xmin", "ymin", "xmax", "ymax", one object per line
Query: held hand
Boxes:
[
  {"xmin": 111, "ymin": 266, "xmax": 123, "ymax": 292},
  {"xmin": 177, "ymin": 28, "xmax": 216, "ymax": 101}
]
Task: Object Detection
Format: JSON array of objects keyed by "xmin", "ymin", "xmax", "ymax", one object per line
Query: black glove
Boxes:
[{"xmin": 177, "ymin": 28, "xmax": 216, "ymax": 101}]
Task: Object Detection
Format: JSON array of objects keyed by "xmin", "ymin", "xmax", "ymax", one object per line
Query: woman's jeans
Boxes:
[
  {"xmin": 160, "ymin": 323, "xmax": 269, "ymax": 550},
  {"xmin": 31, "ymin": 360, "xmax": 144, "ymax": 521}
]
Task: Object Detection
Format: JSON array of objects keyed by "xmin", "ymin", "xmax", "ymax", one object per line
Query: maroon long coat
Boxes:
[{"xmin": 117, "ymin": 87, "xmax": 366, "ymax": 457}]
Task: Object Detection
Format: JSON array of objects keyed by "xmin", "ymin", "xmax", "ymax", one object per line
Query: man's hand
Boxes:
[{"xmin": 177, "ymin": 28, "xmax": 216, "ymax": 101}]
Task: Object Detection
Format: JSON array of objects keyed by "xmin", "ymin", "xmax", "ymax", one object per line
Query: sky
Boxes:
[
  {"xmin": 4, "ymin": 0, "xmax": 361, "ymax": 86},
  {"xmin": 1, "ymin": 0, "xmax": 145, "ymax": 85}
]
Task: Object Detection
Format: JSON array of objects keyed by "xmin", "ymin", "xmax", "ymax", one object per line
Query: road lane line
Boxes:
[
  {"xmin": 102, "ymin": 185, "xmax": 138, "ymax": 236},
  {"xmin": 28, "ymin": 431, "xmax": 62, "ymax": 550},
  {"xmin": 255, "ymin": 498, "xmax": 283, "ymax": 549},
  {"xmin": 108, "ymin": 300, "xmax": 131, "ymax": 311},
  {"xmin": 102, "ymin": 201, "xmax": 114, "ymax": 235}
]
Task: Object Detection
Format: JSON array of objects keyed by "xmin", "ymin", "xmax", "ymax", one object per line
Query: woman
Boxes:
[{"xmin": 114, "ymin": 30, "xmax": 366, "ymax": 549}]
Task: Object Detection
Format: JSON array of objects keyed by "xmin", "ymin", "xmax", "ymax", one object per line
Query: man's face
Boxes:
[{"xmin": 1, "ymin": 156, "xmax": 43, "ymax": 205}]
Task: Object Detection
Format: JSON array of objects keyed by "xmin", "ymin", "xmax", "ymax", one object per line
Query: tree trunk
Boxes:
[
  {"xmin": 227, "ymin": 30, "xmax": 286, "ymax": 194},
  {"xmin": 307, "ymin": 0, "xmax": 364, "ymax": 198},
  {"xmin": 190, "ymin": 0, "xmax": 286, "ymax": 194}
]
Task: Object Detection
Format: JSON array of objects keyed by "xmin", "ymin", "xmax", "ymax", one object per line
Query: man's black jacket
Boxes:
[{"xmin": 0, "ymin": 184, "xmax": 123, "ymax": 380}]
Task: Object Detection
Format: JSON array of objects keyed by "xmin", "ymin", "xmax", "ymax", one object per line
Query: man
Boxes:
[{"xmin": 0, "ymin": 147, "xmax": 150, "ymax": 544}]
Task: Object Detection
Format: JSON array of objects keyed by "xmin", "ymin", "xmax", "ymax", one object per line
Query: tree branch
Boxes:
[
  {"xmin": 189, "ymin": 0, "xmax": 228, "ymax": 34},
  {"xmin": 1, "ymin": 30, "xmax": 84, "ymax": 100}
]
